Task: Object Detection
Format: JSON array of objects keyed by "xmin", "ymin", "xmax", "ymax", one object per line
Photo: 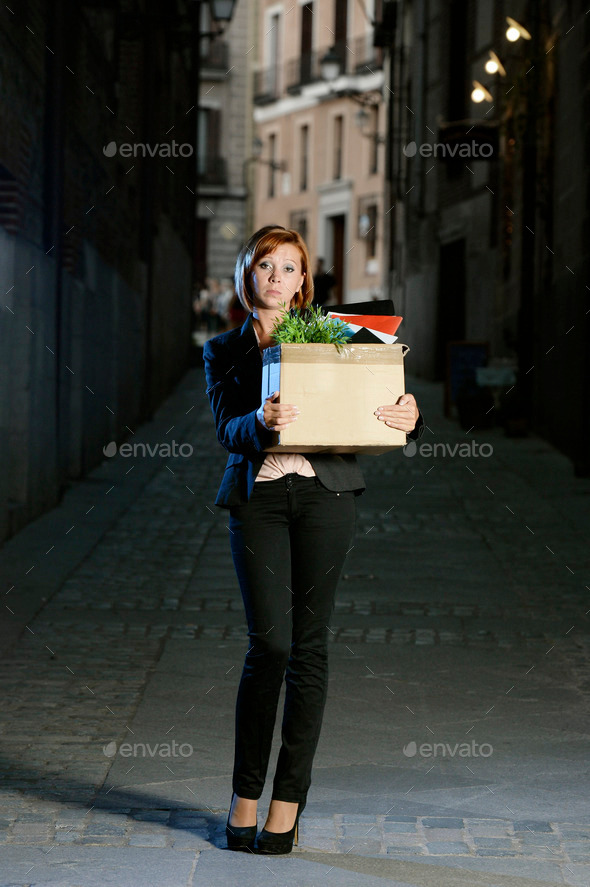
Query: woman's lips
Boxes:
[{"xmin": 266, "ymin": 289, "xmax": 282, "ymax": 295}]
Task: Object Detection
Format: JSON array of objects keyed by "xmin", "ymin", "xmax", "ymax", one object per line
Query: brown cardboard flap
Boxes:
[
  {"xmin": 263, "ymin": 343, "xmax": 407, "ymax": 365},
  {"xmin": 261, "ymin": 340, "xmax": 408, "ymax": 453}
]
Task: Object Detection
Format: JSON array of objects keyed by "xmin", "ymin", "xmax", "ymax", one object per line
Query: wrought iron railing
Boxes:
[{"xmin": 257, "ymin": 38, "xmax": 384, "ymax": 103}]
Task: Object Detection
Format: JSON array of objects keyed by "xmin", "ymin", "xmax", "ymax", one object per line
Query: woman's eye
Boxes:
[{"xmin": 260, "ymin": 262, "xmax": 295, "ymax": 271}]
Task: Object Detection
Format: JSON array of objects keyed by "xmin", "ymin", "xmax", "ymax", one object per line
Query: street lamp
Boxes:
[
  {"xmin": 354, "ymin": 106, "xmax": 386, "ymax": 144},
  {"xmin": 209, "ymin": 0, "xmax": 237, "ymax": 27},
  {"xmin": 484, "ymin": 51, "xmax": 506, "ymax": 77},
  {"xmin": 320, "ymin": 46, "xmax": 342, "ymax": 84},
  {"xmin": 471, "ymin": 80, "xmax": 493, "ymax": 103},
  {"xmin": 505, "ymin": 17, "xmax": 531, "ymax": 42}
]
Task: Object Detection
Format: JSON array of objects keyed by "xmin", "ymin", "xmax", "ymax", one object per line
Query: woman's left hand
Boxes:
[{"xmin": 374, "ymin": 393, "xmax": 420, "ymax": 433}]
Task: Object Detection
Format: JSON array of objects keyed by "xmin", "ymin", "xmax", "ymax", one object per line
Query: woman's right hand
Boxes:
[{"xmin": 256, "ymin": 391, "xmax": 299, "ymax": 431}]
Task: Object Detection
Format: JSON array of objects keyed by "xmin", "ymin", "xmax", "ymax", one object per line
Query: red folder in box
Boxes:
[
  {"xmin": 326, "ymin": 312, "xmax": 402, "ymax": 343},
  {"xmin": 322, "ymin": 299, "xmax": 402, "ymax": 344}
]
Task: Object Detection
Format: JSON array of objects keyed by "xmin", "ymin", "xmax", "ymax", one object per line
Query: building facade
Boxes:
[
  {"xmin": 196, "ymin": 0, "xmax": 254, "ymax": 285},
  {"xmin": 251, "ymin": 0, "xmax": 387, "ymax": 304},
  {"xmin": 0, "ymin": 0, "xmax": 198, "ymax": 542},
  {"xmin": 383, "ymin": 0, "xmax": 589, "ymax": 472}
]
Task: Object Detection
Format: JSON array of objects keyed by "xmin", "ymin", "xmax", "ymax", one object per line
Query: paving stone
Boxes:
[
  {"xmin": 426, "ymin": 841, "xmax": 471, "ymax": 855},
  {"xmin": 54, "ymin": 830, "xmax": 82, "ymax": 842},
  {"xmin": 473, "ymin": 837, "xmax": 516, "ymax": 849},
  {"xmin": 382, "ymin": 821, "xmax": 417, "ymax": 833},
  {"xmin": 421, "ymin": 828, "xmax": 465, "ymax": 841},
  {"xmin": 128, "ymin": 833, "xmax": 168, "ymax": 847},
  {"xmin": 85, "ymin": 824, "xmax": 127, "ymax": 836},
  {"xmin": 422, "ymin": 818, "xmax": 464, "ymax": 829},
  {"xmin": 170, "ymin": 829, "xmax": 213, "ymax": 850},
  {"xmin": 513, "ymin": 820, "xmax": 554, "ymax": 833}
]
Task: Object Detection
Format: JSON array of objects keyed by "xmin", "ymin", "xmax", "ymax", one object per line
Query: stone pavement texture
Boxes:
[{"xmin": 1, "ymin": 363, "xmax": 589, "ymax": 887}]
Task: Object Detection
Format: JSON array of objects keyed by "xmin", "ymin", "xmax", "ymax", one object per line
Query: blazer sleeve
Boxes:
[
  {"xmin": 203, "ymin": 339, "xmax": 273, "ymax": 456},
  {"xmin": 408, "ymin": 410, "xmax": 425, "ymax": 441}
]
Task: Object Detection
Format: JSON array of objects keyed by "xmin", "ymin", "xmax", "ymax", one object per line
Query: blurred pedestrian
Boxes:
[{"xmin": 311, "ymin": 257, "xmax": 336, "ymax": 306}]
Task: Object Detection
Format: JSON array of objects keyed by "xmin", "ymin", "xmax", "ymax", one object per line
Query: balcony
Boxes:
[
  {"xmin": 198, "ymin": 156, "xmax": 228, "ymax": 188},
  {"xmin": 256, "ymin": 38, "xmax": 384, "ymax": 104},
  {"xmin": 253, "ymin": 66, "xmax": 281, "ymax": 104},
  {"xmin": 350, "ymin": 35, "xmax": 384, "ymax": 75},
  {"xmin": 286, "ymin": 51, "xmax": 320, "ymax": 93},
  {"xmin": 201, "ymin": 39, "xmax": 229, "ymax": 71}
]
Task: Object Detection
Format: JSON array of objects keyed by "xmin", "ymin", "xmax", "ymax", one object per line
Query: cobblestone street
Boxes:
[{"xmin": 1, "ymin": 365, "xmax": 589, "ymax": 887}]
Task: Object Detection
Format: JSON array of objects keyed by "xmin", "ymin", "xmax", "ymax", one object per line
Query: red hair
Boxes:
[{"xmin": 234, "ymin": 225, "xmax": 314, "ymax": 312}]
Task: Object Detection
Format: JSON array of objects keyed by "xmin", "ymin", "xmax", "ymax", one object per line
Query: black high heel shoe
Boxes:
[
  {"xmin": 226, "ymin": 794, "xmax": 257, "ymax": 852},
  {"xmin": 256, "ymin": 800, "xmax": 306, "ymax": 855}
]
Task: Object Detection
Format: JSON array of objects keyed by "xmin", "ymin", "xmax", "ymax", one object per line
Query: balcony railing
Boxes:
[
  {"xmin": 198, "ymin": 156, "xmax": 228, "ymax": 187},
  {"xmin": 286, "ymin": 51, "xmax": 321, "ymax": 92},
  {"xmin": 201, "ymin": 39, "xmax": 229, "ymax": 71},
  {"xmin": 350, "ymin": 35, "xmax": 384, "ymax": 75},
  {"xmin": 257, "ymin": 38, "xmax": 384, "ymax": 103},
  {"xmin": 253, "ymin": 66, "xmax": 281, "ymax": 103}
]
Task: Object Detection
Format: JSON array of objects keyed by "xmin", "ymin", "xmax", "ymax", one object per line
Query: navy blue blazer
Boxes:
[{"xmin": 203, "ymin": 313, "xmax": 424, "ymax": 509}]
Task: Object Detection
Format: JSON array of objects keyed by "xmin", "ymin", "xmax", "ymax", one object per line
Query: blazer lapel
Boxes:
[{"xmin": 234, "ymin": 313, "xmax": 262, "ymax": 369}]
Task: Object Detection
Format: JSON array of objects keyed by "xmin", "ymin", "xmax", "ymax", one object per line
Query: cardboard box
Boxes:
[{"xmin": 261, "ymin": 342, "xmax": 409, "ymax": 453}]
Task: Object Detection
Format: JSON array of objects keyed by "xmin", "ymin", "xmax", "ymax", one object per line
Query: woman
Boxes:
[{"xmin": 203, "ymin": 225, "xmax": 423, "ymax": 855}]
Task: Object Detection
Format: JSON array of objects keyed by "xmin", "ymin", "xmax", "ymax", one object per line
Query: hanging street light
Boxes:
[
  {"xmin": 506, "ymin": 17, "xmax": 532, "ymax": 42},
  {"xmin": 485, "ymin": 50, "xmax": 506, "ymax": 77},
  {"xmin": 471, "ymin": 80, "xmax": 493, "ymax": 103}
]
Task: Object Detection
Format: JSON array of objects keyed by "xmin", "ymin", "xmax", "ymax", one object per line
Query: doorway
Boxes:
[
  {"xmin": 329, "ymin": 214, "xmax": 346, "ymax": 304},
  {"xmin": 435, "ymin": 238, "xmax": 466, "ymax": 379}
]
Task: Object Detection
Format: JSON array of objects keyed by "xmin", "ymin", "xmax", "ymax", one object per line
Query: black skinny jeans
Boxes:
[{"xmin": 228, "ymin": 473, "xmax": 356, "ymax": 804}]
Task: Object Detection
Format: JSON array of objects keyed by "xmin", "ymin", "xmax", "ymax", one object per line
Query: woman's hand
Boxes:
[
  {"xmin": 256, "ymin": 391, "xmax": 299, "ymax": 432},
  {"xmin": 374, "ymin": 393, "xmax": 420, "ymax": 433}
]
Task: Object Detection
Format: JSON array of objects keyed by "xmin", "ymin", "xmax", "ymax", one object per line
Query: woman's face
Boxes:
[{"xmin": 250, "ymin": 245, "xmax": 305, "ymax": 312}]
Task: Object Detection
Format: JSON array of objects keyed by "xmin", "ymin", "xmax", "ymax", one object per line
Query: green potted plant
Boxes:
[{"xmin": 270, "ymin": 304, "xmax": 353, "ymax": 348}]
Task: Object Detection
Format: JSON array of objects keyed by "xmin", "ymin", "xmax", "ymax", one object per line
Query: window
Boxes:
[
  {"xmin": 198, "ymin": 107, "xmax": 224, "ymax": 183},
  {"xmin": 334, "ymin": 0, "xmax": 348, "ymax": 71},
  {"xmin": 300, "ymin": 124, "xmax": 309, "ymax": 191},
  {"xmin": 366, "ymin": 204, "xmax": 377, "ymax": 259},
  {"xmin": 369, "ymin": 105, "xmax": 379, "ymax": 175},
  {"xmin": 300, "ymin": 3, "xmax": 313, "ymax": 84},
  {"xmin": 268, "ymin": 133, "xmax": 277, "ymax": 198},
  {"xmin": 268, "ymin": 12, "xmax": 281, "ymax": 97},
  {"xmin": 359, "ymin": 197, "xmax": 378, "ymax": 260},
  {"xmin": 333, "ymin": 115, "xmax": 344, "ymax": 180},
  {"xmin": 290, "ymin": 210, "xmax": 308, "ymax": 242}
]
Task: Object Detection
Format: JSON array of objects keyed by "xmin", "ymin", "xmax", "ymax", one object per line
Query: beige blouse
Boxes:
[{"xmin": 252, "ymin": 324, "xmax": 316, "ymax": 482}]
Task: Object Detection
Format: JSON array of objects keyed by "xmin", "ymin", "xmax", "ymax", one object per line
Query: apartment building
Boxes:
[
  {"xmin": 196, "ymin": 0, "xmax": 254, "ymax": 283},
  {"xmin": 252, "ymin": 0, "xmax": 386, "ymax": 304}
]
